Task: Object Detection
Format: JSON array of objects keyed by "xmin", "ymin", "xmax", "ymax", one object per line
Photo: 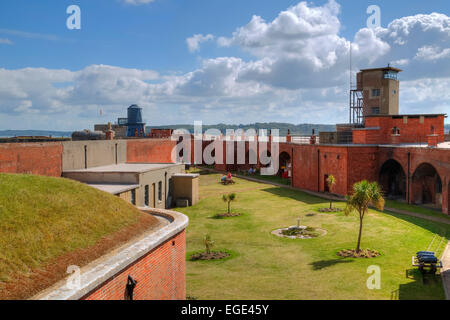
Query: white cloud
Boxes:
[
  {"xmin": 0, "ymin": 29, "xmax": 60, "ymax": 41},
  {"xmin": 186, "ymin": 34, "xmax": 214, "ymax": 52},
  {"xmin": 0, "ymin": 38, "xmax": 13, "ymax": 45},
  {"xmin": 392, "ymin": 59, "xmax": 410, "ymax": 66},
  {"xmin": 415, "ymin": 46, "xmax": 450, "ymax": 61},
  {"xmin": 1, "ymin": 1, "xmax": 450, "ymax": 129}
]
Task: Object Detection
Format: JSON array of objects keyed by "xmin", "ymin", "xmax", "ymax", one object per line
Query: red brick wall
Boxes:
[
  {"xmin": 83, "ymin": 231, "xmax": 186, "ymax": 300},
  {"xmin": 149, "ymin": 129, "xmax": 173, "ymax": 139},
  {"xmin": 289, "ymin": 145, "xmax": 350, "ymax": 195},
  {"xmin": 0, "ymin": 142, "xmax": 63, "ymax": 176},
  {"xmin": 127, "ymin": 139, "xmax": 177, "ymax": 163},
  {"xmin": 346, "ymin": 147, "xmax": 379, "ymax": 194},
  {"xmin": 359, "ymin": 115, "xmax": 446, "ymax": 145}
]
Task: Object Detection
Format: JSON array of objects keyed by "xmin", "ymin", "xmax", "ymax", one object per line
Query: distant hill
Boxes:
[
  {"xmin": 147, "ymin": 123, "xmax": 337, "ymax": 136},
  {"xmin": 0, "ymin": 130, "xmax": 72, "ymax": 138}
]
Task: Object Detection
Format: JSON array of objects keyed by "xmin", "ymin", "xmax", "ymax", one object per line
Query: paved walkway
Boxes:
[
  {"xmin": 200, "ymin": 167, "xmax": 450, "ymax": 299},
  {"xmin": 222, "ymin": 170, "xmax": 450, "ymax": 225},
  {"xmin": 441, "ymin": 242, "xmax": 450, "ymax": 300}
]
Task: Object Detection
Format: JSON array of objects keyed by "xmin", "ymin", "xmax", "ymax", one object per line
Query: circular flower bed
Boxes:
[
  {"xmin": 318, "ymin": 208, "xmax": 343, "ymax": 213},
  {"xmin": 189, "ymin": 251, "xmax": 230, "ymax": 261},
  {"xmin": 337, "ymin": 249, "xmax": 380, "ymax": 258},
  {"xmin": 272, "ymin": 226, "xmax": 326, "ymax": 239},
  {"xmin": 214, "ymin": 213, "xmax": 241, "ymax": 218}
]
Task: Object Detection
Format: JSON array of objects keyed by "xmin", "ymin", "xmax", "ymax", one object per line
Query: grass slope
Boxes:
[
  {"xmin": 0, "ymin": 173, "xmax": 158, "ymax": 299},
  {"xmin": 177, "ymin": 171, "xmax": 449, "ymax": 300}
]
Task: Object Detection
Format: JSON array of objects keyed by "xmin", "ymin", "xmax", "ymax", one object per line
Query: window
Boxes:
[
  {"xmin": 158, "ymin": 181, "xmax": 162, "ymax": 202},
  {"xmin": 131, "ymin": 189, "xmax": 136, "ymax": 205},
  {"xmin": 383, "ymin": 71, "xmax": 398, "ymax": 80},
  {"xmin": 144, "ymin": 185, "xmax": 149, "ymax": 206},
  {"xmin": 372, "ymin": 107, "xmax": 380, "ymax": 115},
  {"xmin": 372, "ymin": 89, "xmax": 380, "ymax": 97}
]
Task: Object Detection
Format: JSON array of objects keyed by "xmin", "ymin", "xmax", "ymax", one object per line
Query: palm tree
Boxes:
[
  {"xmin": 344, "ymin": 181, "xmax": 385, "ymax": 253},
  {"xmin": 204, "ymin": 234, "xmax": 214, "ymax": 254},
  {"xmin": 222, "ymin": 193, "xmax": 236, "ymax": 214},
  {"xmin": 327, "ymin": 175, "xmax": 336, "ymax": 209}
]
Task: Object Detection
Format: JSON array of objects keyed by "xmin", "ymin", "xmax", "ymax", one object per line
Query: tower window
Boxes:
[
  {"xmin": 372, "ymin": 89, "xmax": 381, "ymax": 97},
  {"xmin": 372, "ymin": 107, "xmax": 380, "ymax": 115},
  {"xmin": 384, "ymin": 71, "xmax": 398, "ymax": 80}
]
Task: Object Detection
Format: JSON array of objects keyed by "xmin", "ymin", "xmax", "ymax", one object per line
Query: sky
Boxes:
[{"xmin": 0, "ymin": 0, "xmax": 449, "ymax": 130}]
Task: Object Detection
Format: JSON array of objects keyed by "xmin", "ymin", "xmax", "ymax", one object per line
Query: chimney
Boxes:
[
  {"xmin": 105, "ymin": 122, "xmax": 115, "ymax": 140},
  {"xmin": 310, "ymin": 129, "xmax": 316, "ymax": 145},
  {"xmin": 286, "ymin": 129, "xmax": 292, "ymax": 143}
]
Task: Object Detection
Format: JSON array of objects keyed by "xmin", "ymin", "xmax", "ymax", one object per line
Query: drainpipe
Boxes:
[
  {"xmin": 291, "ymin": 147, "xmax": 294, "ymax": 187},
  {"xmin": 317, "ymin": 149, "xmax": 321, "ymax": 192},
  {"xmin": 407, "ymin": 152, "xmax": 411, "ymax": 203}
]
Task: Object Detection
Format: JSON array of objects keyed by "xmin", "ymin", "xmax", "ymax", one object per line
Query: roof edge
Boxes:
[{"xmin": 33, "ymin": 208, "xmax": 188, "ymax": 300}]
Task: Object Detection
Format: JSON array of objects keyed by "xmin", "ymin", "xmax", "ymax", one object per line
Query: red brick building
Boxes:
[{"xmin": 207, "ymin": 67, "xmax": 450, "ymax": 215}]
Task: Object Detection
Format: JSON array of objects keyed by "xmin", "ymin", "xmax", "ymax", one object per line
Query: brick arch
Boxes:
[
  {"xmin": 378, "ymin": 159, "xmax": 407, "ymax": 200},
  {"xmin": 410, "ymin": 158, "xmax": 447, "ymax": 185},
  {"xmin": 411, "ymin": 162, "xmax": 443, "ymax": 209}
]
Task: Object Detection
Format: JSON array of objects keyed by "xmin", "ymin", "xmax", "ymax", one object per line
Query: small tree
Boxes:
[
  {"xmin": 327, "ymin": 175, "xmax": 336, "ymax": 209},
  {"xmin": 222, "ymin": 193, "xmax": 236, "ymax": 214},
  {"xmin": 204, "ymin": 234, "xmax": 214, "ymax": 254},
  {"xmin": 344, "ymin": 181, "xmax": 385, "ymax": 253}
]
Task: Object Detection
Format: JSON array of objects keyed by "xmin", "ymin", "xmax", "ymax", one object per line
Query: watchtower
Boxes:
[{"xmin": 350, "ymin": 66, "xmax": 402, "ymax": 125}]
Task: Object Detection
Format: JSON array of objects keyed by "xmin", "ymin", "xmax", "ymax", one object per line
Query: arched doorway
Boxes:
[
  {"xmin": 379, "ymin": 159, "xmax": 406, "ymax": 200},
  {"xmin": 412, "ymin": 163, "xmax": 442, "ymax": 209},
  {"xmin": 278, "ymin": 152, "xmax": 291, "ymax": 178}
]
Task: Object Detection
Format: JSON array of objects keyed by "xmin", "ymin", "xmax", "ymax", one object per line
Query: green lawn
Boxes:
[
  {"xmin": 384, "ymin": 199, "xmax": 450, "ymax": 222},
  {"xmin": 0, "ymin": 173, "xmax": 155, "ymax": 299},
  {"xmin": 176, "ymin": 172, "xmax": 449, "ymax": 300},
  {"xmin": 237, "ymin": 172, "xmax": 291, "ymax": 186}
]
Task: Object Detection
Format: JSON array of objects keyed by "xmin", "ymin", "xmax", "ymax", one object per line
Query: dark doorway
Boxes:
[
  {"xmin": 379, "ymin": 159, "xmax": 406, "ymax": 200},
  {"xmin": 324, "ymin": 174, "xmax": 330, "ymax": 192},
  {"xmin": 412, "ymin": 163, "xmax": 442, "ymax": 209},
  {"xmin": 278, "ymin": 152, "xmax": 291, "ymax": 178}
]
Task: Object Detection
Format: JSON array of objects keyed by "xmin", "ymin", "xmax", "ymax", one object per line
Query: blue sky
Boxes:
[{"xmin": 0, "ymin": 0, "xmax": 449, "ymax": 130}]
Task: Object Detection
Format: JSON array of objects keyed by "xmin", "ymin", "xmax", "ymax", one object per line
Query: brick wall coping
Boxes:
[
  {"xmin": 352, "ymin": 127, "xmax": 381, "ymax": 131},
  {"xmin": 33, "ymin": 208, "xmax": 188, "ymax": 300}
]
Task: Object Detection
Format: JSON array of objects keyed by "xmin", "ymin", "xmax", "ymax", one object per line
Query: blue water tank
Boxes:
[
  {"xmin": 126, "ymin": 104, "xmax": 146, "ymax": 137},
  {"xmin": 127, "ymin": 104, "xmax": 143, "ymax": 124}
]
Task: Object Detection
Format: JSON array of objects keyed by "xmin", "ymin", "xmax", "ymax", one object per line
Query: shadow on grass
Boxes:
[
  {"xmin": 309, "ymin": 259, "xmax": 353, "ymax": 270},
  {"xmin": 382, "ymin": 210, "xmax": 450, "ymax": 240},
  {"xmin": 391, "ymin": 268, "xmax": 445, "ymax": 300},
  {"xmin": 262, "ymin": 187, "xmax": 326, "ymax": 205}
]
